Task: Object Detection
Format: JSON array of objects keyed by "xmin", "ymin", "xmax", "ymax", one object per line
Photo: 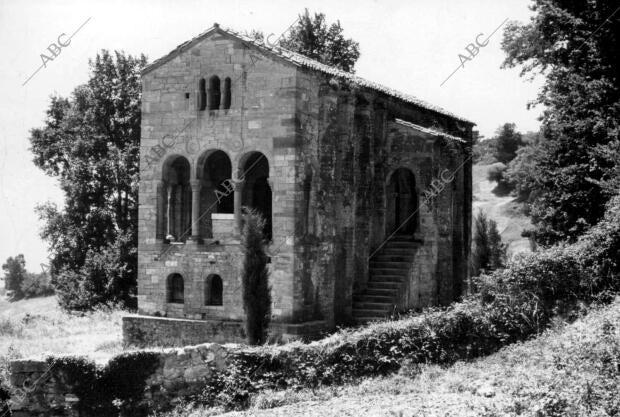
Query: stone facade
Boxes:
[{"xmin": 133, "ymin": 24, "xmax": 474, "ymax": 344}]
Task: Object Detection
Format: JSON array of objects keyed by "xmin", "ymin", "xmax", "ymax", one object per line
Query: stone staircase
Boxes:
[{"xmin": 352, "ymin": 236, "xmax": 420, "ymax": 324}]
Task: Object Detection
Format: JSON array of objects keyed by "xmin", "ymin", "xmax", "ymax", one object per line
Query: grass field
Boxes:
[{"xmin": 0, "ymin": 295, "xmax": 124, "ymax": 387}]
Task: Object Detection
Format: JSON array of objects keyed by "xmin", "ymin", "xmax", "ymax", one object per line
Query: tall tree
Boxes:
[
  {"xmin": 502, "ymin": 0, "xmax": 620, "ymax": 245},
  {"xmin": 241, "ymin": 209, "xmax": 272, "ymax": 345},
  {"xmin": 494, "ymin": 123, "xmax": 524, "ymax": 164},
  {"xmin": 278, "ymin": 9, "xmax": 361, "ymax": 72},
  {"xmin": 2, "ymin": 254, "xmax": 26, "ymax": 299},
  {"xmin": 30, "ymin": 50, "xmax": 147, "ymax": 309},
  {"xmin": 471, "ymin": 211, "xmax": 507, "ymax": 276}
]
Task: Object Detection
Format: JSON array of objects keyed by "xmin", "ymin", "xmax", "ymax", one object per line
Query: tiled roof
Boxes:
[
  {"xmin": 394, "ymin": 119, "xmax": 466, "ymax": 143},
  {"xmin": 142, "ymin": 24, "xmax": 475, "ymax": 124}
]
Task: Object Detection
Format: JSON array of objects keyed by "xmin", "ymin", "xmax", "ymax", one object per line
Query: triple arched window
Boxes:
[{"xmin": 198, "ymin": 76, "xmax": 231, "ymax": 111}]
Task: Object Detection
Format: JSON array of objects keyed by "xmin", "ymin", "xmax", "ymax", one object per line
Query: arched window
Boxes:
[
  {"xmin": 162, "ymin": 155, "xmax": 191, "ymax": 242},
  {"xmin": 198, "ymin": 78, "xmax": 206, "ymax": 111},
  {"xmin": 205, "ymin": 274, "xmax": 223, "ymax": 306},
  {"xmin": 168, "ymin": 273, "xmax": 184, "ymax": 303},
  {"xmin": 197, "ymin": 150, "xmax": 234, "ymax": 238},
  {"xmin": 223, "ymin": 77, "xmax": 231, "ymax": 110},
  {"xmin": 240, "ymin": 152, "xmax": 272, "ymax": 239},
  {"xmin": 208, "ymin": 76, "xmax": 221, "ymax": 110}
]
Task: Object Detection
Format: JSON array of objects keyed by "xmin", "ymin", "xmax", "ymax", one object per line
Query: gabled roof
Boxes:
[
  {"xmin": 394, "ymin": 119, "xmax": 466, "ymax": 143},
  {"xmin": 142, "ymin": 23, "xmax": 474, "ymax": 125}
]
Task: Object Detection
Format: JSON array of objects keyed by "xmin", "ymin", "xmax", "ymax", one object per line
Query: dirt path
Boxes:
[{"xmin": 472, "ymin": 164, "xmax": 532, "ymax": 257}]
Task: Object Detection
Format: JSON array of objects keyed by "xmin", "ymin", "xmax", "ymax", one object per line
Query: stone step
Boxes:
[
  {"xmin": 352, "ymin": 308, "xmax": 391, "ymax": 317},
  {"xmin": 352, "ymin": 235, "xmax": 421, "ymax": 323},
  {"xmin": 353, "ymin": 294, "xmax": 394, "ymax": 303},
  {"xmin": 367, "ymin": 281, "xmax": 401, "ymax": 290},
  {"xmin": 370, "ymin": 267, "xmax": 409, "ymax": 275},
  {"xmin": 380, "ymin": 248, "xmax": 417, "ymax": 255},
  {"xmin": 352, "ymin": 301, "xmax": 393, "ymax": 310},
  {"xmin": 383, "ymin": 241, "xmax": 419, "ymax": 249},
  {"xmin": 364, "ymin": 287, "xmax": 399, "ymax": 296},
  {"xmin": 368, "ymin": 275, "xmax": 403, "ymax": 282},
  {"xmin": 372, "ymin": 255, "xmax": 414, "ymax": 262},
  {"xmin": 389, "ymin": 236, "xmax": 418, "ymax": 242},
  {"xmin": 370, "ymin": 261, "xmax": 411, "ymax": 268}
]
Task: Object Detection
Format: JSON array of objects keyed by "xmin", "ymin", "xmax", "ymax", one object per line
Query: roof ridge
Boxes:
[
  {"xmin": 394, "ymin": 118, "xmax": 466, "ymax": 143},
  {"xmin": 141, "ymin": 24, "xmax": 475, "ymax": 125}
]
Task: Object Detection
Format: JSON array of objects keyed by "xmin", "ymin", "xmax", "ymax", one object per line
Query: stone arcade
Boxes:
[{"xmin": 123, "ymin": 24, "xmax": 474, "ymax": 346}]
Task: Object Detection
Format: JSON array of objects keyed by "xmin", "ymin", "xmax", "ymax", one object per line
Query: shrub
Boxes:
[
  {"xmin": 487, "ymin": 162, "xmax": 514, "ymax": 196},
  {"xmin": 471, "ymin": 211, "xmax": 507, "ymax": 277},
  {"xmin": 473, "ymin": 137, "xmax": 498, "ymax": 164},
  {"xmin": 494, "ymin": 123, "xmax": 524, "ymax": 164},
  {"xmin": 53, "ymin": 233, "xmax": 137, "ymax": 311},
  {"xmin": 2, "ymin": 254, "xmax": 26, "ymax": 300},
  {"xmin": 47, "ymin": 351, "xmax": 161, "ymax": 417},
  {"xmin": 240, "ymin": 209, "xmax": 272, "ymax": 345},
  {"xmin": 0, "ymin": 379, "xmax": 10, "ymax": 417},
  {"xmin": 20, "ymin": 272, "xmax": 54, "ymax": 298}
]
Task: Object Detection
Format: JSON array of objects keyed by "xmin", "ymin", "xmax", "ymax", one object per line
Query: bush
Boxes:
[
  {"xmin": 53, "ymin": 233, "xmax": 136, "ymax": 311},
  {"xmin": 471, "ymin": 211, "xmax": 507, "ymax": 277},
  {"xmin": 2, "ymin": 254, "xmax": 26, "ymax": 300},
  {"xmin": 240, "ymin": 209, "xmax": 272, "ymax": 345},
  {"xmin": 473, "ymin": 138, "xmax": 498, "ymax": 164},
  {"xmin": 20, "ymin": 272, "xmax": 54, "ymax": 298},
  {"xmin": 494, "ymin": 123, "xmax": 524, "ymax": 164},
  {"xmin": 487, "ymin": 162, "xmax": 514, "ymax": 196},
  {"xmin": 48, "ymin": 351, "xmax": 161, "ymax": 417}
]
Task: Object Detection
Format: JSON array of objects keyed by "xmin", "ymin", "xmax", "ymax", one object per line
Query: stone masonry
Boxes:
[{"xmin": 130, "ymin": 23, "xmax": 474, "ymax": 345}]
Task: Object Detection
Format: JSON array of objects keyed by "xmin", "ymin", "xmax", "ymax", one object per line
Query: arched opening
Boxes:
[
  {"xmin": 197, "ymin": 150, "xmax": 233, "ymax": 238},
  {"xmin": 162, "ymin": 155, "xmax": 191, "ymax": 242},
  {"xmin": 198, "ymin": 78, "xmax": 206, "ymax": 111},
  {"xmin": 204, "ymin": 274, "xmax": 223, "ymax": 306},
  {"xmin": 167, "ymin": 273, "xmax": 184, "ymax": 303},
  {"xmin": 386, "ymin": 168, "xmax": 418, "ymax": 235},
  {"xmin": 208, "ymin": 76, "xmax": 221, "ymax": 110},
  {"xmin": 240, "ymin": 152, "xmax": 272, "ymax": 239},
  {"xmin": 223, "ymin": 77, "xmax": 231, "ymax": 110}
]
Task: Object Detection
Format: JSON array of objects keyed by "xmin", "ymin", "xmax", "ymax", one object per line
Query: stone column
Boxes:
[
  {"xmin": 156, "ymin": 181, "xmax": 164, "ymax": 240},
  {"xmin": 166, "ymin": 184, "xmax": 174, "ymax": 239},
  {"xmin": 190, "ymin": 180, "xmax": 202, "ymax": 240},
  {"xmin": 233, "ymin": 175, "xmax": 245, "ymax": 235}
]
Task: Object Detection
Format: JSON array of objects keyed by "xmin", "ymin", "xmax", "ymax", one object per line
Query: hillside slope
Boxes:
[
  {"xmin": 472, "ymin": 164, "xmax": 533, "ymax": 257},
  {"xmin": 0, "ymin": 296, "xmax": 123, "ymax": 363},
  {"xmin": 193, "ymin": 299, "xmax": 619, "ymax": 416}
]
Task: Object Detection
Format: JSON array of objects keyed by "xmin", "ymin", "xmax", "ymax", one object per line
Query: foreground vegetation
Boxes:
[
  {"xmin": 147, "ymin": 195, "xmax": 620, "ymax": 416},
  {"xmin": 0, "ymin": 193, "xmax": 616, "ymax": 415},
  {"xmin": 0, "ymin": 296, "xmax": 123, "ymax": 394},
  {"xmin": 159, "ymin": 297, "xmax": 620, "ymax": 417}
]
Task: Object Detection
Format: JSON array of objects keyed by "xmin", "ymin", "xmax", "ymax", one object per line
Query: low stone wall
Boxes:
[
  {"xmin": 123, "ymin": 315, "xmax": 247, "ymax": 347},
  {"xmin": 8, "ymin": 343, "xmax": 231, "ymax": 417},
  {"xmin": 123, "ymin": 314, "xmax": 328, "ymax": 347}
]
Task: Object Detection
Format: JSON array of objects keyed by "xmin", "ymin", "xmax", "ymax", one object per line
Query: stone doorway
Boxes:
[{"xmin": 386, "ymin": 168, "xmax": 418, "ymax": 236}]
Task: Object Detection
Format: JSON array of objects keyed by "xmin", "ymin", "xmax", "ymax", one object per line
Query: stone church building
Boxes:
[{"xmin": 123, "ymin": 24, "xmax": 474, "ymax": 346}]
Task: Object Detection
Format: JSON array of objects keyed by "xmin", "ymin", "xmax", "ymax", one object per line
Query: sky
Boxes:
[{"xmin": 0, "ymin": 0, "xmax": 543, "ymax": 269}]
